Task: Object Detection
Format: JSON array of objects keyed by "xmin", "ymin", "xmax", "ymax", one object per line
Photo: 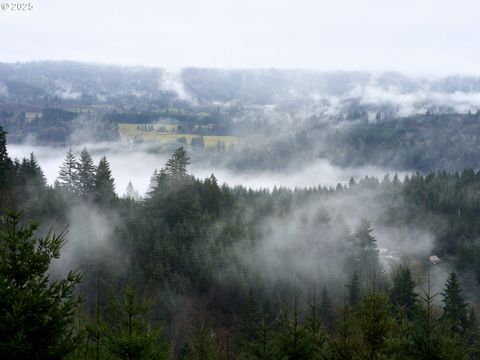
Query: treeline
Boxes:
[
  {"xmin": 224, "ymin": 112, "xmax": 480, "ymax": 172},
  {"xmin": 3, "ymin": 125, "xmax": 480, "ymax": 358},
  {"xmin": 1, "ymin": 108, "xmax": 119, "ymax": 144}
]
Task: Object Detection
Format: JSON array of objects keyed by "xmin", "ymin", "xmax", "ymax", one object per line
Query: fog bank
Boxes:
[{"xmin": 8, "ymin": 142, "xmax": 405, "ymax": 195}]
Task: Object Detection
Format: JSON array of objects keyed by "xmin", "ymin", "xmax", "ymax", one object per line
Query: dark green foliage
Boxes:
[
  {"xmin": 0, "ymin": 126, "xmax": 9, "ymax": 165},
  {"xmin": 238, "ymin": 317, "xmax": 277, "ymax": 360},
  {"xmin": 103, "ymin": 283, "xmax": 168, "ymax": 360},
  {"xmin": 271, "ymin": 300, "xmax": 311, "ymax": 360},
  {"xmin": 187, "ymin": 327, "xmax": 218, "ymax": 360},
  {"xmin": 352, "ymin": 219, "xmax": 384, "ymax": 285},
  {"xmin": 57, "ymin": 148, "xmax": 79, "ymax": 193},
  {"xmin": 0, "ymin": 212, "xmax": 82, "ymax": 360},
  {"xmin": 94, "ymin": 156, "xmax": 116, "ymax": 206},
  {"xmin": 3, "ymin": 143, "xmax": 480, "ymax": 359},
  {"xmin": 442, "ymin": 272, "xmax": 469, "ymax": 335},
  {"xmin": 165, "ymin": 146, "xmax": 190, "ymax": 179},
  {"xmin": 237, "ymin": 292, "xmax": 260, "ymax": 345},
  {"xmin": 319, "ymin": 286, "xmax": 335, "ymax": 331},
  {"xmin": 347, "ymin": 271, "xmax": 361, "ymax": 308},
  {"xmin": 303, "ymin": 288, "xmax": 329, "ymax": 359},
  {"xmin": 329, "ymin": 302, "xmax": 363, "ymax": 360},
  {"xmin": 77, "ymin": 148, "xmax": 96, "ymax": 199},
  {"xmin": 15, "ymin": 153, "xmax": 47, "ymax": 214},
  {"xmin": 17, "ymin": 153, "xmax": 46, "ymax": 189},
  {"xmin": 390, "ymin": 265, "xmax": 418, "ymax": 320},
  {"xmin": 0, "ymin": 127, "xmax": 14, "ymax": 211},
  {"xmin": 407, "ymin": 280, "xmax": 468, "ymax": 360},
  {"xmin": 355, "ymin": 286, "xmax": 395, "ymax": 359},
  {"xmin": 306, "ymin": 286, "xmax": 321, "ymax": 334}
]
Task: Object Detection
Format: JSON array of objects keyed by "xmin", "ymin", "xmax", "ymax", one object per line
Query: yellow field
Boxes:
[
  {"xmin": 118, "ymin": 123, "xmax": 238, "ymax": 148},
  {"xmin": 119, "ymin": 123, "xmax": 178, "ymax": 134}
]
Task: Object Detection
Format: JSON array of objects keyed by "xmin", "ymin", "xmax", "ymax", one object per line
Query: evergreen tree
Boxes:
[
  {"xmin": 409, "ymin": 278, "xmax": 468, "ymax": 360},
  {"xmin": 0, "ymin": 127, "xmax": 14, "ymax": 211},
  {"xmin": 352, "ymin": 219, "xmax": 384, "ymax": 285},
  {"xmin": 104, "ymin": 283, "xmax": 167, "ymax": 360},
  {"xmin": 58, "ymin": 148, "xmax": 79, "ymax": 194},
  {"xmin": 165, "ymin": 146, "xmax": 190, "ymax": 179},
  {"xmin": 18, "ymin": 153, "xmax": 46, "ymax": 189},
  {"xmin": 203, "ymin": 174, "xmax": 222, "ymax": 215},
  {"xmin": 94, "ymin": 156, "xmax": 116, "ymax": 205},
  {"xmin": 273, "ymin": 298, "xmax": 306, "ymax": 359},
  {"xmin": 239, "ymin": 316, "xmax": 276, "ymax": 360},
  {"xmin": 329, "ymin": 300, "xmax": 362, "ymax": 360},
  {"xmin": 77, "ymin": 148, "xmax": 96, "ymax": 198},
  {"xmin": 319, "ymin": 286, "xmax": 335, "ymax": 331},
  {"xmin": 466, "ymin": 308, "xmax": 480, "ymax": 359},
  {"xmin": 390, "ymin": 265, "xmax": 418, "ymax": 320},
  {"xmin": 0, "ymin": 212, "xmax": 82, "ymax": 359},
  {"xmin": 188, "ymin": 327, "xmax": 218, "ymax": 360},
  {"xmin": 16, "ymin": 153, "xmax": 47, "ymax": 207},
  {"xmin": 0, "ymin": 126, "xmax": 9, "ymax": 167},
  {"xmin": 442, "ymin": 272, "xmax": 469, "ymax": 335},
  {"xmin": 146, "ymin": 169, "xmax": 158, "ymax": 195},
  {"xmin": 304, "ymin": 286, "xmax": 329, "ymax": 358},
  {"xmin": 125, "ymin": 181, "xmax": 140, "ymax": 201},
  {"xmin": 355, "ymin": 285, "xmax": 394, "ymax": 360},
  {"xmin": 307, "ymin": 285, "xmax": 321, "ymax": 334},
  {"xmin": 238, "ymin": 291, "xmax": 260, "ymax": 345},
  {"xmin": 13, "ymin": 153, "xmax": 47, "ymax": 218},
  {"xmin": 347, "ymin": 271, "xmax": 361, "ymax": 308}
]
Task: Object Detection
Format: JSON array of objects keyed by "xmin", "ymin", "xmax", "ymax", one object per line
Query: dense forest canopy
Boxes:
[{"xmin": 2, "ymin": 121, "xmax": 480, "ymax": 358}]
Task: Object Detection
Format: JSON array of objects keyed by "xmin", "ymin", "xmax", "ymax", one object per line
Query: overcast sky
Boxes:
[{"xmin": 1, "ymin": 0, "xmax": 479, "ymax": 74}]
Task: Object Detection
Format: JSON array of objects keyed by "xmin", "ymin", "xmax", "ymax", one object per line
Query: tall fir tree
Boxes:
[
  {"xmin": 94, "ymin": 156, "xmax": 116, "ymax": 205},
  {"xmin": 0, "ymin": 127, "xmax": 9, "ymax": 166},
  {"xmin": 0, "ymin": 212, "xmax": 82, "ymax": 359},
  {"xmin": 442, "ymin": 272, "xmax": 469, "ymax": 335},
  {"xmin": 0, "ymin": 127, "xmax": 14, "ymax": 211},
  {"xmin": 188, "ymin": 327, "xmax": 218, "ymax": 360},
  {"xmin": 57, "ymin": 148, "xmax": 79, "ymax": 194},
  {"xmin": 18, "ymin": 153, "xmax": 46, "ymax": 189},
  {"xmin": 15, "ymin": 153, "xmax": 47, "ymax": 216},
  {"xmin": 104, "ymin": 282, "xmax": 167, "ymax": 360},
  {"xmin": 146, "ymin": 169, "xmax": 158, "ymax": 196},
  {"xmin": 409, "ymin": 277, "xmax": 468, "ymax": 360},
  {"xmin": 77, "ymin": 148, "xmax": 96, "ymax": 198},
  {"xmin": 165, "ymin": 146, "xmax": 190, "ymax": 179},
  {"xmin": 352, "ymin": 219, "xmax": 384, "ymax": 286},
  {"xmin": 355, "ymin": 285, "xmax": 394, "ymax": 359},
  {"xmin": 125, "ymin": 181, "xmax": 140, "ymax": 200},
  {"xmin": 347, "ymin": 271, "xmax": 361, "ymax": 308},
  {"xmin": 238, "ymin": 291, "xmax": 260, "ymax": 345},
  {"xmin": 319, "ymin": 286, "xmax": 335, "ymax": 332},
  {"xmin": 390, "ymin": 265, "xmax": 418, "ymax": 320},
  {"xmin": 304, "ymin": 285, "xmax": 329, "ymax": 358}
]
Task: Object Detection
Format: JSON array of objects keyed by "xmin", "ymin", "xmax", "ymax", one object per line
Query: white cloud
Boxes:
[{"xmin": 1, "ymin": 0, "xmax": 480, "ymax": 74}]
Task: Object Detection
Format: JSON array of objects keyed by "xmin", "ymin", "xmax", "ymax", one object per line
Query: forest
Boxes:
[{"xmin": 2, "ymin": 123, "xmax": 480, "ymax": 359}]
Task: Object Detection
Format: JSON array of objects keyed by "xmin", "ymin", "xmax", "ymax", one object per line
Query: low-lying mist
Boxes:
[
  {"xmin": 9, "ymin": 138, "xmax": 457, "ymax": 303},
  {"xmin": 8, "ymin": 141, "xmax": 406, "ymax": 195},
  {"xmin": 226, "ymin": 181, "xmax": 446, "ymax": 302}
]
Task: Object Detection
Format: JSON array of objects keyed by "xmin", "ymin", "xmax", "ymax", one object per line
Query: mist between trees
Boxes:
[{"xmin": 2, "ymin": 127, "xmax": 480, "ymax": 359}]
